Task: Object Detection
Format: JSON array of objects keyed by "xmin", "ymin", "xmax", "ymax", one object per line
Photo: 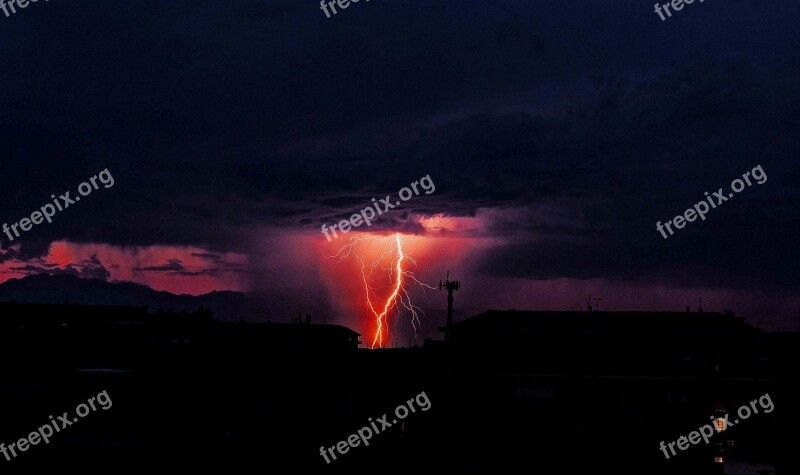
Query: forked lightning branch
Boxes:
[{"xmin": 328, "ymin": 233, "xmax": 435, "ymax": 348}]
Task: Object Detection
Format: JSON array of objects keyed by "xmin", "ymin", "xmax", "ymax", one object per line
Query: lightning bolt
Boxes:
[{"xmin": 329, "ymin": 233, "xmax": 434, "ymax": 349}]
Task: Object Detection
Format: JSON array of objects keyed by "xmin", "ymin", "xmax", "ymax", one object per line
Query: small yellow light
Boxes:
[
  {"xmin": 715, "ymin": 418, "xmax": 727, "ymax": 432},
  {"xmin": 714, "ymin": 456, "xmax": 724, "ymax": 464}
]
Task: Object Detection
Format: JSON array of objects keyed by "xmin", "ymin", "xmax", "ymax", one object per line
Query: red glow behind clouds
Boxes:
[
  {"xmin": 1, "ymin": 217, "xmax": 794, "ymax": 336},
  {"xmin": 0, "ymin": 241, "xmax": 247, "ymax": 295}
]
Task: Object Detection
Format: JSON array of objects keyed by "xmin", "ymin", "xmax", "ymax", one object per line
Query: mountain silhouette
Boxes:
[{"xmin": 0, "ymin": 274, "xmax": 259, "ymax": 320}]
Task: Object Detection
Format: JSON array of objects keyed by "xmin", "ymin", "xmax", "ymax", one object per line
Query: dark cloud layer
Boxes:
[
  {"xmin": 0, "ymin": 1, "xmax": 796, "ymax": 297},
  {"xmin": 8, "ymin": 255, "xmax": 111, "ymax": 281}
]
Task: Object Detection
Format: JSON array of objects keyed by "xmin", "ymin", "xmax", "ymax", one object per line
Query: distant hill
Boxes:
[{"xmin": 0, "ymin": 274, "xmax": 260, "ymax": 321}]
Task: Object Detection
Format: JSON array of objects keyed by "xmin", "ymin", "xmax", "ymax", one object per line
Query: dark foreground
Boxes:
[{"xmin": 0, "ymin": 304, "xmax": 796, "ymax": 474}]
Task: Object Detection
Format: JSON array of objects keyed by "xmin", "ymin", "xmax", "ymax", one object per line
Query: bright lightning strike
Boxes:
[{"xmin": 328, "ymin": 233, "xmax": 435, "ymax": 349}]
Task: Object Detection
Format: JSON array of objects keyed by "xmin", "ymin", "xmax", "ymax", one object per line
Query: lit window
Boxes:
[
  {"xmin": 715, "ymin": 418, "xmax": 727, "ymax": 432},
  {"xmin": 714, "ymin": 456, "xmax": 724, "ymax": 464}
]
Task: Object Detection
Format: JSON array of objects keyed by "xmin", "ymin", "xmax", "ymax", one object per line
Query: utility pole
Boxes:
[
  {"xmin": 439, "ymin": 271, "xmax": 460, "ymax": 343},
  {"xmin": 588, "ymin": 296, "xmax": 603, "ymax": 312}
]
